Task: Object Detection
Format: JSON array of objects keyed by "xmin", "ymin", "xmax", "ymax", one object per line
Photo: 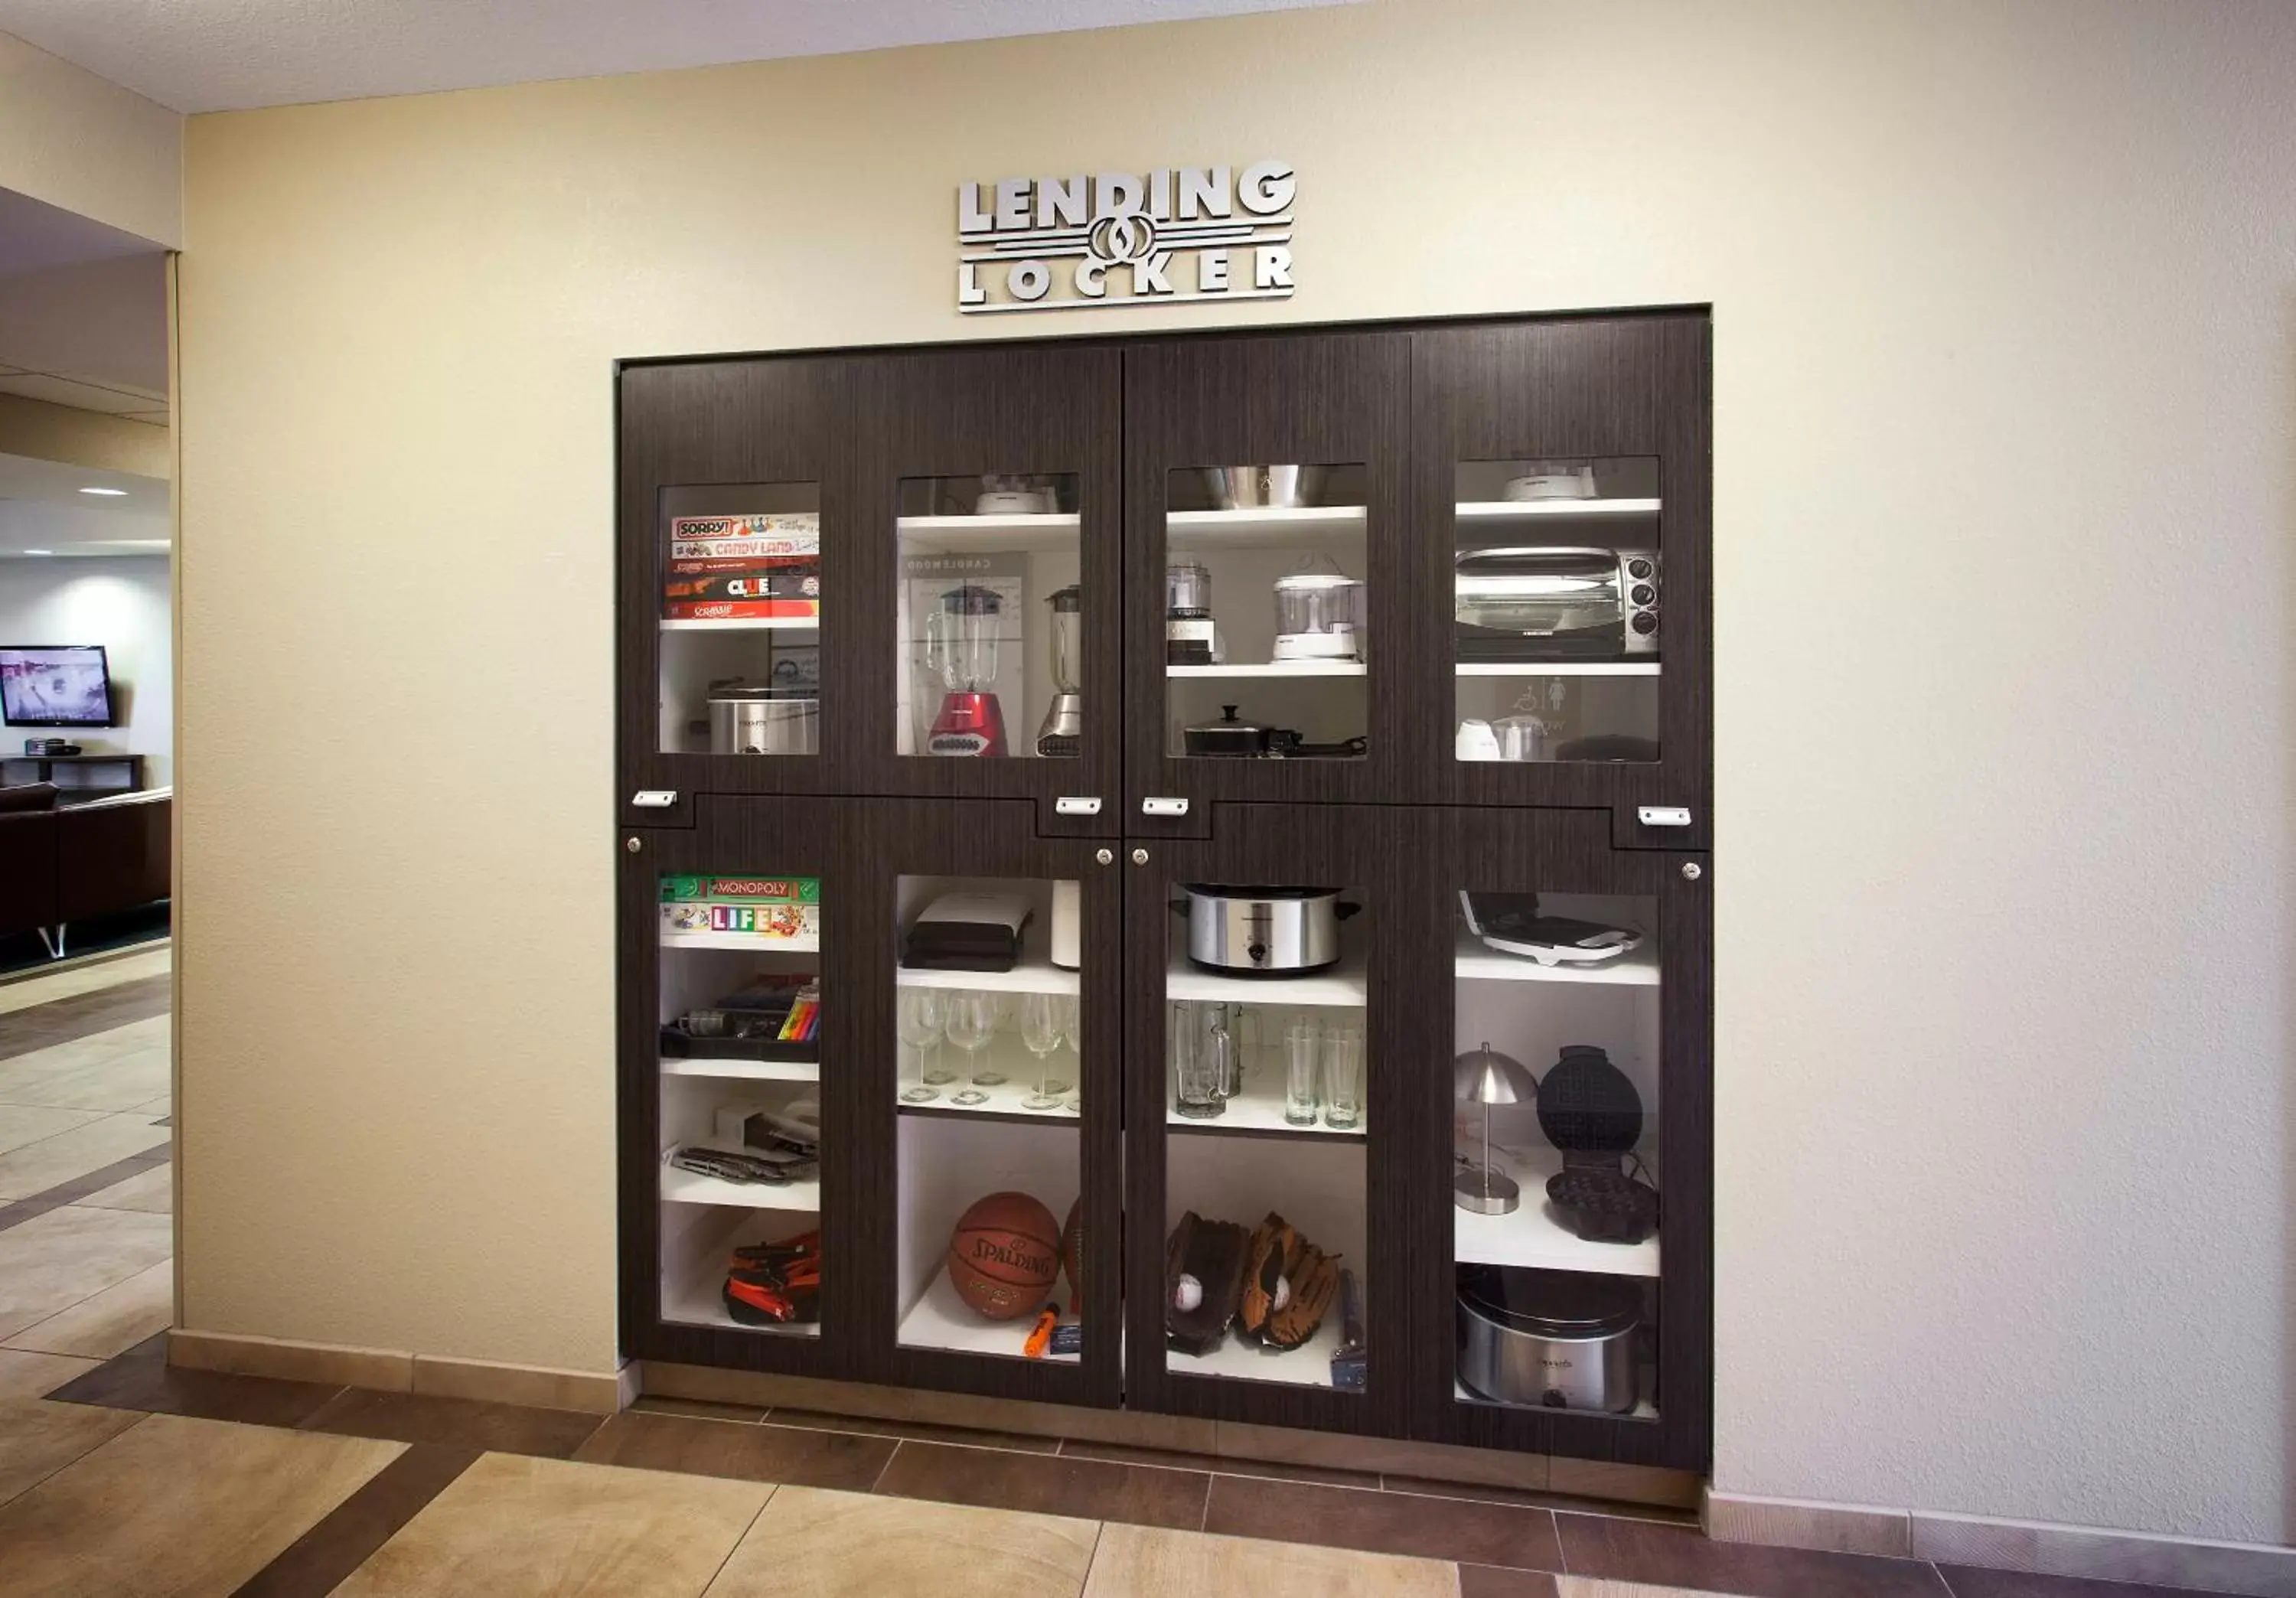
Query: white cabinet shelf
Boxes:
[
  {"xmin": 1166, "ymin": 947, "xmax": 1367, "ymax": 1008},
  {"xmin": 1454, "ymin": 661, "xmax": 1659, "ymax": 677},
  {"xmin": 660, "ymin": 1149, "xmax": 820, "ymax": 1212},
  {"xmin": 895, "ymin": 513, "xmax": 1078, "ymax": 553},
  {"xmin": 1452, "ymin": 1147, "xmax": 1659, "ymax": 1278},
  {"xmin": 1167, "ymin": 505, "xmax": 1366, "ymax": 546},
  {"xmin": 659, "ymin": 616, "xmax": 818, "ymax": 633},
  {"xmin": 1456, "ymin": 498, "xmax": 1660, "ymax": 525},
  {"xmin": 895, "ymin": 957, "xmax": 1078, "ymax": 997},
  {"xmin": 897, "ymin": 1269, "xmax": 1078, "ymax": 1364},
  {"xmin": 660, "ymin": 1056, "xmax": 820, "ymax": 1083},
  {"xmin": 899, "ymin": 1081, "xmax": 1078, "ymax": 1122},
  {"xmin": 1168, "ymin": 660, "xmax": 1366, "ymax": 679},
  {"xmin": 660, "ymin": 930, "xmax": 820, "ymax": 953},
  {"xmin": 1453, "ymin": 931, "xmax": 1659, "ymax": 987},
  {"xmin": 1167, "ymin": 1311, "xmax": 1351, "ymax": 1391}
]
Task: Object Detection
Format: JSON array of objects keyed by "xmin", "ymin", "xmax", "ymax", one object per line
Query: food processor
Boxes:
[
  {"xmin": 1035, "ymin": 584, "xmax": 1082, "ymax": 757},
  {"xmin": 923, "ymin": 583, "xmax": 1008, "ymax": 756},
  {"xmin": 1166, "ymin": 560, "xmax": 1215, "ymax": 665},
  {"xmin": 1271, "ymin": 572, "xmax": 1363, "ymax": 661}
]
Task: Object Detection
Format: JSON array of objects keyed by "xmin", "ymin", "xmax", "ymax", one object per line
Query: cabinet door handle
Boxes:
[
  {"xmin": 1636, "ymin": 805, "xmax": 1692, "ymax": 827},
  {"xmin": 631, "ymin": 789, "xmax": 678, "ymax": 808},
  {"xmin": 1055, "ymin": 796, "xmax": 1103, "ymax": 816},
  {"xmin": 1141, "ymin": 797, "xmax": 1189, "ymax": 817}
]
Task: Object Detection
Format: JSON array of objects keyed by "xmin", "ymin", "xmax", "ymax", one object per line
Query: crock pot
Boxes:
[
  {"xmin": 709, "ymin": 687, "xmax": 819, "ymax": 755},
  {"xmin": 1456, "ymin": 1264, "xmax": 1641, "ymax": 1413},
  {"xmin": 1177, "ymin": 885, "xmax": 1360, "ymax": 976}
]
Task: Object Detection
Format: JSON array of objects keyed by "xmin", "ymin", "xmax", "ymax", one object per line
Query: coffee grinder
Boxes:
[
  {"xmin": 1166, "ymin": 559, "xmax": 1215, "ymax": 665},
  {"xmin": 924, "ymin": 583, "xmax": 1009, "ymax": 756},
  {"xmin": 1035, "ymin": 584, "xmax": 1082, "ymax": 757}
]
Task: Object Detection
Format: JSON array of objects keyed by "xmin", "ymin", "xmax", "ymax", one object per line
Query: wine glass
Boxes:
[
  {"xmin": 897, "ymin": 987, "xmax": 945, "ymax": 1103},
  {"xmin": 966, "ymin": 993, "xmax": 1008, "ymax": 1088},
  {"xmin": 944, "ymin": 992, "xmax": 996, "ymax": 1106},
  {"xmin": 1060, "ymin": 993, "xmax": 1083, "ymax": 1112},
  {"xmin": 1019, "ymin": 993, "xmax": 1066, "ymax": 1110}
]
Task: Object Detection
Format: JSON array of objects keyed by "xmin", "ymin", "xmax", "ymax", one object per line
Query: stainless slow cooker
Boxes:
[
  {"xmin": 1456, "ymin": 1265, "xmax": 1641, "ymax": 1414},
  {"xmin": 709, "ymin": 688, "xmax": 819, "ymax": 755},
  {"xmin": 1178, "ymin": 885, "xmax": 1360, "ymax": 976}
]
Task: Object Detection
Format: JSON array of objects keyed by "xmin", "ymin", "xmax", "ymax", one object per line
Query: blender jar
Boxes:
[
  {"xmin": 1271, "ymin": 573, "xmax": 1363, "ymax": 661},
  {"xmin": 925, "ymin": 584, "xmax": 1003, "ymax": 690}
]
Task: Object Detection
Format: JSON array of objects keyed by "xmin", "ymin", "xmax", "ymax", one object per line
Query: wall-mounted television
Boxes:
[{"xmin": 0, "ymin": 645, "xmax": 116, "ymax": 727}]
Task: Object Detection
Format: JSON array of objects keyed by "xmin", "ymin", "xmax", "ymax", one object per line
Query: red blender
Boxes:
[{"xmin": 924, "ymin": 582, "xmax": 1009, "ymax": 756}]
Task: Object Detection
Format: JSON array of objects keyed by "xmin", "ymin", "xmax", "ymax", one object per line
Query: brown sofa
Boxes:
[{"xmin": 0, "ymin": 784, "xmax": 171, "ymax": 957}]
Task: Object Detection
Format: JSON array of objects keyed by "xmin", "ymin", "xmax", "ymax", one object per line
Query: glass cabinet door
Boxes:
[
  {"xmin": 1415, "ymin": 317, "xmax": 1711, "ymax": 846},
  {"xmin": 633, "ymin": 817, "xmax": 841, "ymax": 1367},
  {"xmin": 660, "ymin": 483, "xmax": 822, "ymax": 758},
  {"xmin": 1124, "ymin": 334, "xmax": 1418, "ymax": 826},
  {"xmin": 856, "ymin": 801, "xmax": 1121, "ymax": 1407},
  {"xmin": 1126, "ymin": 810, "xmax": 1407, "ymax": 1433}
]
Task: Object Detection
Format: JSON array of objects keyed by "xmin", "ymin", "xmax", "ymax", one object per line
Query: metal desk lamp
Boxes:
[{"xmin": 1453, "ymin": 1042, "xmax": 1538, "ymax": 1215}]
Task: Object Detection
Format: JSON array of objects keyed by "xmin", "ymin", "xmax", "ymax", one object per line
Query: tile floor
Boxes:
[{"xmin": 0, "ymin": 948, "xmax": 2249, "ymax": 1596}]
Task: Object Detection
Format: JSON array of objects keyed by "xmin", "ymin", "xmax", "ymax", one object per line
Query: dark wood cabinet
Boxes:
[{"xmin": 617, "ymin": 311, "xmax": 1714, "ymax": 1473}]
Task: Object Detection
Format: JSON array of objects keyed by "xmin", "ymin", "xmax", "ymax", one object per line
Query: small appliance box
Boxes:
[
  {"xmin": 660, "ymin": 876, "xmax": 821, "ymax": 941},
  {"xmin": 665, "ymin": 513, "xmax": 821, "ymax": 621}
]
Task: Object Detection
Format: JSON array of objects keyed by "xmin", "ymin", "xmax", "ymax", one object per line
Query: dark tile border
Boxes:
[
  {"xmin": 0, "ymin": 1149, "xmax": 171, "ymax": 1234},
  {"xmin": 229, "ymin": 1442, "xmax": 479, "ymax": 1598},
  {"xmin": 1205, "ymin": 1474, "xmax": 1564, "ymax": 1572},
  {"xmin": 0, "ymin": 972, "xmax": 171, "ymax": 1061},
  {"xmin": 44, "ymin": 1331, "xmax": 347, "ymax": 1429},
  {"xmin": 297, "ymin": 1388, "xmax": 606, "ymax": 1459},
  {"xmin": 872, "ymin": 1438, "xmax": 1211, "ymax": 1530},
  {"xmin": 1555, "ymin": 1509, "xmax": 1955, "ymax": 1596},
  {"xmin": 572, "ymin": 1410, "xmax": 896, "ymax": 1492}
]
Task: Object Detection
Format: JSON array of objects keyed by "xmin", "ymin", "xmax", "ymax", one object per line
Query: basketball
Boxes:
[
  {"xmin": 946, "ymin": 1191, "xmax": 1060, "ymax": 1321},
  {"xmin": 1060, "ymin": 1198, "xmax": 1083, "ymax": 1306}
]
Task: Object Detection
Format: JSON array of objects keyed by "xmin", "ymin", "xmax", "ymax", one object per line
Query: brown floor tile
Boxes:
[
  {"xmin": 713, "ymin": 1483, "xmax": 1101, "ymax": 1598},
  {"xmin": 1088, "ymin": 1521, "xmax": 1460, "ymax": 1598},
  {"xmin": 875, "ymin": 1438, "xmax": 1209, "ymax": 1529},
  {"xmin": 1062, "ymin": 1437, "xmax": 1380, "ymax": 1489},
  {"xmin": 768, "ymin": 1404, "xmax": 1061, "ymax": 1453},
  {"xmin": 1933, "ymin": 1568, "xmax": 2218, "ymax": 1598},
  {"xmin": 1556, "ymin": 1512, "xmax": 1954, "ymax": 1596},
  {"xmin": 1456, "ymin": 1566, "xmax": 1564, "ymax": 1598},
  {"xmin": 44, "ymin": 1334, "xmax": 345, "ymax": 1428},
  {"xmin": 299, "ymin": 1387, "xmax": 605, "ymax": 1459},
  {"xmin": 233, "ymin": 1442, "xmax": 479, "ymax": 1598},
  {"xmin": 572, "ymin": 1409, "xmax": 895, "ymax": 1491},
  {"xmin": 1385, "ymin": 1475, "xmax": 1699, "ymax": 1522},
  {"xmin": 1206, "ymin": 1474, "xmax": 1562, "ymax": 1570},
  {"xmin": 630, "ymin": 1394, "xmax": 770, "ymax": 1423}
]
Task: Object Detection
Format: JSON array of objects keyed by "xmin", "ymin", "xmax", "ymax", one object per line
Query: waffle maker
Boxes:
[
  {"xmin": 1538, "ymin": 1045, "xmax": 1660, "ymax": 1245},
  {"xmin": 1458, "ymin": 892, "xmax": 1641, "ymax": 966}
]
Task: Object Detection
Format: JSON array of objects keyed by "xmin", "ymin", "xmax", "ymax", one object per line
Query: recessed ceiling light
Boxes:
[
  {"xmin": 77, "ymin": 487, "xmax": 128, "ymax": 497},
  {"xmin": 21, "ymin": 549, "xmax": 52, "ymax": 556}
]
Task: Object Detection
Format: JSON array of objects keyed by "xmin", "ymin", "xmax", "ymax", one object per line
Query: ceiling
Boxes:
[
  {"xmin": 0, "ymin": 452, "xmax": 170, "ymax": 558},
  {"xmin": 0, "ymin": 0, "xmax": 1349, "ymax": 113},
  {"xmin": 0, "ymin": 188, "xmax": 169, "ymax": 426}
]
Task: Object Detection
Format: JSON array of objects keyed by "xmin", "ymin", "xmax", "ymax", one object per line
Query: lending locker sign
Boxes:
[{"xmin": 956, "ymin": 161, "xmax": 1296, "ymax": 315}]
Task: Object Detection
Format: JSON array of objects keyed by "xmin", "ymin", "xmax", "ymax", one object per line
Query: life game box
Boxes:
[
  {"xmin": 660, "ymin": 876, "xmax": 822, "ymax": 942},
  {"xmin": 664, "ymin": 513, "xmax": 821, "ymax": 621}
]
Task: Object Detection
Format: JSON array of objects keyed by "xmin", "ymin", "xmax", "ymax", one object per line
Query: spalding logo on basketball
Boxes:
[{"xmin": 947, "ymin": 1191, "xmax": 1061, "ymax": 1321}]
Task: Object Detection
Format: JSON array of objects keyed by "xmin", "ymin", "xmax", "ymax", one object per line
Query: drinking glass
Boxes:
[
  {"xmin": 1172, "ymin": 1000, "xmax": 1229, "ymax": 1119},
  {"xmin": 1321, "ymin": 1019, "xmax": 1365, "ymax": 1130},
  {"xmin": 1283, "ymin": 1016, "xmax": 1321, "ymax": 1126},
  {"xmin": 899, "ymin": 987, "xmax": 948, "ymax": 1098},
  {"xmin": 1019, "ymin": 992, "xmax": 1066, "ymax": 1111},
  {"xmin": 944, "ymin": 992, "xmax": 996, "ymax": 1106}
]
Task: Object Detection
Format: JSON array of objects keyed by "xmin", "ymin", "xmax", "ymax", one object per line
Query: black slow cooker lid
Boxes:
[{"xmin": 1457, "ymin": 1264, "xmax": 1640, "ymax": 1338}]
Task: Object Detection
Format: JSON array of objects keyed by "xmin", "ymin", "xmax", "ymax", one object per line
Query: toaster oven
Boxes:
[{"xmin": 1454, "ymin": 546, "xmax": 1659, "ymax": 660}]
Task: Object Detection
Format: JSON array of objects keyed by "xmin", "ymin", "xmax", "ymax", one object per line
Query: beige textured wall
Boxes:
[
  {"xmin": 178, "ymin": 0, "xmax": 2296, "ymax": 1542},
  {"xmin": 0, "ymin": 29, "xmax": 180, "ymax": 246}
]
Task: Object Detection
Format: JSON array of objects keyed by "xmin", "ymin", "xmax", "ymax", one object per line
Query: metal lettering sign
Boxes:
[{"xmin": 956, "ymin": 162, "xmax": 1295, "ymax": 315}]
